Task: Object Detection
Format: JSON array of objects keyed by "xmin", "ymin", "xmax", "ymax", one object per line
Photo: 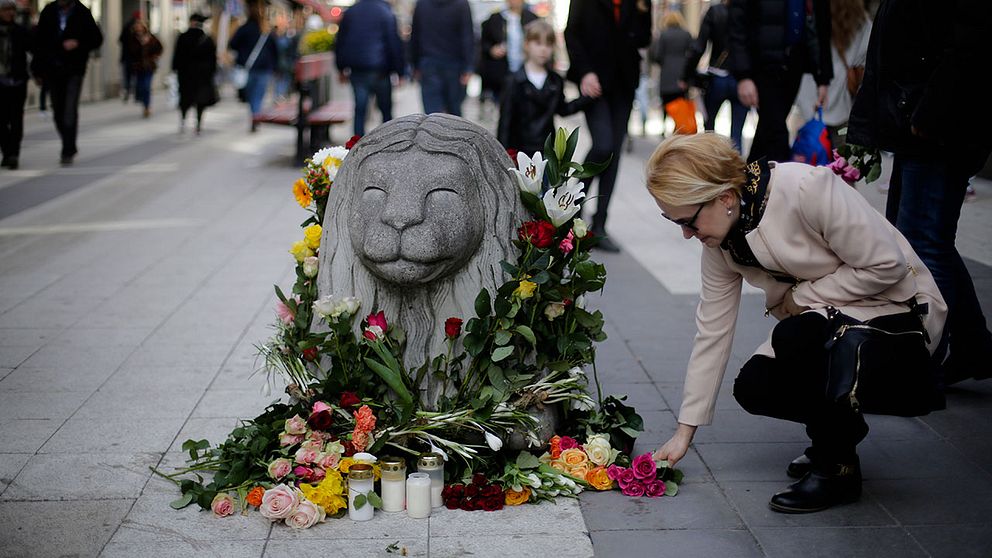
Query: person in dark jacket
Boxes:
[
  {"xmin": 118, "ymin": 10, "xmax": 139, "ymax": 101},
  {"xmin": 172, "ymin": 13, "xmax": 217, "ymax": 135},
  {"xmin": 125, "ymin": 19, "xmax": 162, "ymax": 118},
  {"xmin": 478, "ymin": 0, "xmax": 538, "ymax": 104},
  {"xmin": 409, "ymin": 0, "xmax": 475, "ymax": 116},
  {"xmin": 228, "ymin": 6, "xmax": 278, "ymax": 130},
  {"xmin": 31, "ymin": 0, "xmax": 103, "ymax": 165},
  {"xmin": 0, "ymin": 0, "xmax": 31, "ymax": 170},
  {"xmin": 649, "ymin": 11, "xmax": 694, "ymax": 128},
  {"xmin": 335, "ymin": 0, "xmax": 406, "ymax": 136},
  {"xmin": 497, "ymin": 19, "xmax": 589, "ymax": 156},
  {"xmin": 683, "ymin": 0, "xmax": 747, "ymax": 151},
  {"xmin": 728, "ymin": 0, "xmax": 832, "ymax": 162},
  {"xmin": 847, "ymin": 0, "xmax": 992, "ymax": 385},
  {"xmin": 564, "ymin": 0, "xmax": 652, "ymax": 253}
]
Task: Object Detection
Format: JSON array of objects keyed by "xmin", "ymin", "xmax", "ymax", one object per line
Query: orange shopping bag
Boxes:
[{"xmin": 664, "ymin": 97, "xmax": 698, "ymax": 135}]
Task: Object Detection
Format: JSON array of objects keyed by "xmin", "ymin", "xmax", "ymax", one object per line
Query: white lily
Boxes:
[
  {"xmin": 484, "ymin": 431, "xmax": 503, "ymax": 451},
  {"xmin": 509, "ymin": 151, "xmax": 546, "ymax": 195},
  {"xmin": 543, "ymin": 177, "xmax": 585, "ymax": 227}
]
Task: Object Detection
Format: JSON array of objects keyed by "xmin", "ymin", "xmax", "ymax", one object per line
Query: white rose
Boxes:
[
  {"xmin": 572, "ymin": 218, "xmax": 588, "ymax": 238},
  {"xmin": 312, "ymin": 296, "xmax": 336, "ymax": 320},
  {"xmin": 583, "ymin": 435, "xmax": 614, "ymax": 467},
  {"xmin": 302, "ymin": 256, "xmax": 319, "ymax": 278},
  {"xmin": 340, "ymin": 296, "xmax": 360, "ymax": 316},
  {"xmin": 574, "ymin": 295, "xmax": 586, "ymax": 309},
  {"xmin": 567, "ymin": 366, "xmax": 585, "ymax": 378},
  {"xmin": 286, "ymin": 498, "xmax": 325, "ymax": 529},
  {"xmin": 544, "ymin": 302, "xmax": 566, "ymax": 321}
]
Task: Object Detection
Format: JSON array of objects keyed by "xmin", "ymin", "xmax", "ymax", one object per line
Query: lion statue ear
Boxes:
[{"xmin": 316, "ymin": 114, "xmax": 524, "ymax": 408}]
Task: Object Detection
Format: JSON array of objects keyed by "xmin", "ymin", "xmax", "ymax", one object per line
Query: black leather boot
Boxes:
[
  {"xmin": 769, "ymin": 458, "xmax": 862, "ymax": 514},
  {"xmin": 786, "ymin": 454, "xmax": 812, "ymax": 479}
]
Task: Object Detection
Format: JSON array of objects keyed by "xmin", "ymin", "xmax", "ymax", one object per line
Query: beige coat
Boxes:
[{"xmin": 678, "ymin": 163, "xmax": 947, "ymax": 427}]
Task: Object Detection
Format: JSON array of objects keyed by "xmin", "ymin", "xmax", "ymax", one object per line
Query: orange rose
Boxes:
[
  {"xmin": 505, "ymin": 486, "xmax": 531, "ymax": 506},
  {"xmin": 549, "ymin": 435, "xmax": 562, "ymax": 460},
  {"xmin": 549, "ymin": 459, "xmax": 568, "ymax": 473},
  {"xmin": 246, "ymin": 486, "xmax": 265, "ymax": 507},
  {"xmin": 568, "ymin": 464, "xmax": 591, "ymax": 480},
  {"xmin": 560, "ymin": 448, "xmax": 588, "ymax": 467},
  {"xmin": 585, "ymin": 466, "xmax": 613, "ymax": 491}
]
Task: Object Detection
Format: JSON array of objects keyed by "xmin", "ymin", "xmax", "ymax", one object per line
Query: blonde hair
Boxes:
[
  {"xmin": 524, "ymin": 19, "xmax": 555, "ymax": 45},
  {"xmin": 662, "ymin": 11, "xmax": 686, "ymax": 30},
  {"xmin": 645, "ymin": 133, "xmax": 746, "ymax": 206},
  {"xmin": 831, "ymin": 0, "xmax": 868, "ymax": 53}
]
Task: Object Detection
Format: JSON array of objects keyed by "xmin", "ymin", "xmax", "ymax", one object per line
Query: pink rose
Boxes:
[
  {"xmin": 284, "ymin": 414, "xmax": 307, "ymax": 435},
  {"xmin": 606, "ymin": 464, "xmax": 624, "ymax": 481},
  {"xmin": 559, "ymin": 230, "xmax": 575, "ymax": 254},
  {"xmin": 286, "ymin": 498, "xmax": 325, "ymax": 529},
  {"xmin": 617, "ymin": 468, "xmax": 636, "ymax": 488},
  {"xmin": 301, "ymin": 439, "xmax": 323, "ymax": 452},
  {"xmin": 306, "ymin": 429, "xmax": 332, "ymax": 443},
  {"xmin": 211, "ymin": 492, "xmax": 235, "ymax": 517},
  {"xmin": 827, "ymin": 151, "xmax": 848, "ymax": 172},
  {"xmin": 645, "ymin": 480, "xmax": 667, "ymax": 498},
  {"xmin": 293, "ymin": 465, "xmax": 325, "ymax": 483},
  {"xmin": 267, "ymin": 458, "xmax": 292, "ymax": 480},
  {"xmin": 259, "ymin": 484, "xmax": 300, "ymax": 520},
  {"xmin": 631, "ymin": 453, "xmax": 657, "ymax": 481},
  {"xmin": 275, "ymin": 300, "xmax": 295, "ymax": 326},
  {"xmin": 318, "ymin": 451, "xmax": 340, "ymax": 470},
  {"xmin": 294, "ymin": 446, "xmax": 320, "ymax": 465},
  {"xmin": 558, "ymin": 436, "xmax": 579, "ymax": 451},
  {"xmin": 842, "ymin": 166, "xmax": 861, "ymax": 182},
  {"xmin": 621, "ymin": 480, "xmax": 646, "ymax": 497},
  {"xmin": 308, "ymin": 400, "xmax": 334, "ymax": 430},
  {"xmin": 279, "ymin": 433, "xmax": 304, "ymax": 447},
  {"xmin": 312, "ymin": 401, "xmax": 332, "ymax": 414}
]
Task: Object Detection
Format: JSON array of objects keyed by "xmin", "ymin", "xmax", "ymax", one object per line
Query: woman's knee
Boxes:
[{"xmin": 733, "ymin": 355, "xmax": 775, "ymax": 414}]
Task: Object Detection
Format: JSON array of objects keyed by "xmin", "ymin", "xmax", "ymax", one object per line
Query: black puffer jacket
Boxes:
[
  {"xmin": 847, "ymin": 0, "xmax": 992, "ymax": 155},
  {"xmin": 728, "ymin": 0, "xmax": 832, "ymax": 85},
  {"xmin": 497, "ymin": 68, "xmax": 591, "ymax": 154}
]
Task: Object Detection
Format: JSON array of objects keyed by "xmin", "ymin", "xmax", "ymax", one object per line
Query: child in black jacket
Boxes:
[{"xmin": 497, "ymin": 20, "xmax": 590, "ymax": 156}]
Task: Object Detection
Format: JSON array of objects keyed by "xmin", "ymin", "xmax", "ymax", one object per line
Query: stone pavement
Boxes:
[{"xmin": 0, "ymin": 85, "xmax": 990, "ymax": 557}]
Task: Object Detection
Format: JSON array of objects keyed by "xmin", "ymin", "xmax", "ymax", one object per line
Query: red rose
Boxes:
[
  {"xmin": 301, "ymin": 347, "xmax": 318, "ymax": 361},
  {"xmin": 506, "ymin": 148, "xmax": 518, "ymax": 162},
  {"xmin": 445, "ymin": 498, "xmax": 461, "ymax": 510},
  {"xmin": 518, "ymin": 220, "xmax": 556, "ymax": 249},
  {"xmin": 483, "ymin": 484, "xmax": 502, "ymax": 498},
  {"xmin": 460, "ymin": 498, "xmax": 474, "ymax": 512},
  {"xmin": 444, "ymin": 317, "xmax": 463, "ymax": 339},
  {"xmin": 341, "ymin": 440, "xmax": 356, "ymax": 457},
  {"xmin": 345, "ymin": 135, "xmax": 362, "ymax": 149},
  {"xmin": 481, "ymin": 496, "xmax": 502, "ymax": 511},
  {"xmin": 448, "ymin": 484, "xmax": 465, "ymax": 499},
  {"xmin": 339, "ymin": 391, "xmax": 360, "ymax": 409},
  {"xmin": 465, "ymin": 484, "xmax": 480, "ymax": 498},
  {"xmin": 472, "ymin": 473, "xmax": 488, "ymax": 486},
  {"xmin": 307, "ymin": 401, "xmax": 333, "ymax": 430}
]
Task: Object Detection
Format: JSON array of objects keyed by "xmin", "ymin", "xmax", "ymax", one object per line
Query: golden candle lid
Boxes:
[
  {"xmin": 379, "ymin": 456, "xmax": 406, "ymax": 472},
  {"xmin": 348, "ymin": 463, "xmax": 374, "ymax": 480},
  {"xmin": 417, "ymin": 452, "xmax": 443, "ymax": 468}
]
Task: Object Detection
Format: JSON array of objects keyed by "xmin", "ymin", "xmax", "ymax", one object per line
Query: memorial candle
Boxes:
[
  {"xmin": 380, "ymin": 456, "xmax": 407, "ymax": 512},
  {"xmin": 417, "ymin": 452, "xmax": 444, "ymax": 508},
  {"xmin": 406, "ymin": 472, "xmax": 432, "ymax": 519},
  {"xmin": 348, "ymin": 464, "xmax": 375, "ymax": 521}
]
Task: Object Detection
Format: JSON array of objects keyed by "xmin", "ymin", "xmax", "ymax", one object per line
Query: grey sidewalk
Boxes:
[{"xmin": 1, "ymin": 86, "xmax": 991, "ymax": 557}]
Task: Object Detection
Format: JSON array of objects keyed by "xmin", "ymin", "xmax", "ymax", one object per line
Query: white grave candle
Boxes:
[
  {"xmin": 348, "ymin": 464, "xmax": 375, "ymax": 522},
  {"xmin": 406, "ymin": 472, "xmax": 432, "ymax": 519},
  {"xmin": 380, "ymin": 456, "xmax": 407, "ymax": 513}
]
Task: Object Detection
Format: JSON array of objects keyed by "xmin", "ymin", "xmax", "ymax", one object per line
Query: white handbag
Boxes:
[{"xmin": 231, "ymin": 33, "xmax": 267, "ymax": 89}]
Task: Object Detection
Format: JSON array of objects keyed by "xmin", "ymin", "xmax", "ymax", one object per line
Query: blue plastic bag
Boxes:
[{"xmin": 791, "ymin": 107, "xmax": 832, "ymax": 166}]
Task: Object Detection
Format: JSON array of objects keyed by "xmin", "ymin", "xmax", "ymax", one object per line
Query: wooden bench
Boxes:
[{"xmin": 252, "ymin": 52, "xmax": 353, "ymax": 163}]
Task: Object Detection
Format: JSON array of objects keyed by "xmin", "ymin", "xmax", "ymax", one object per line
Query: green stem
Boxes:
[{"xmin": 590, "ymin": 348, "xmax": 604, "ymax": 409}]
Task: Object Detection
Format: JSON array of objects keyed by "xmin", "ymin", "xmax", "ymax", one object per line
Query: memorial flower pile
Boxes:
[{"xmin": 153, "ymin": 128, "xmax": 682, "ymax": 525}]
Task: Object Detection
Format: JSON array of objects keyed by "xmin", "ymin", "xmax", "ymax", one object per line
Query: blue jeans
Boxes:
[
  {"xmin": 887, "ymin": 150, "xmax": 992, "ymax": 379},
  {"xmin": 419, "ymin": 57, "xmax": 465, "ymax": 116},
  {"xmin": 245, "ymin": 70, "xmax": 271, "ymax": 115},
  {"xmin": 135, "ymin": 71, "xmax": 153, "ymax": 109},
  {"xmin": 703, "ymin": 74, "xmax": 747, "ymax": 153},
  {"xmin": 349, "ymin": 69, "xmax": 393, "ymax": 136}
]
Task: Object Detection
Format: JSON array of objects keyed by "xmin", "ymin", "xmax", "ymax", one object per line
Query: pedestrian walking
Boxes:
[
  {"xmin": 0, "ymin": 0, "xmax": 31, "ymax": 170},
  {"xmin": 648, "ymin": 133, "xmax": 946, "ymax": 514},
  {"xmin": 795, "ymin": 0, "xmax": 871, "ymax": 149},
  {"xmin": 172, "ymin": 13, "xmax": 218, "ymax": 135},
  {"xmin": 409, "ymin": 0, "xmax": 475, "ymax": 116},
  {"xmin": 497, "ymin": 19, "xmax": 590, "ymax": 156},
  {"xmin": 126, "ymin": 19, "xmax": 162, "ymax": 118},
  {"xmin": 648, "ymin": 11, "xmax": 694, "ymax": 133},
  {"xmin": 271, "ymin": 18, "xmax": 298, "ymax": 101},
  {"xmin": 228, "ymin": 5, "xmax": 277, "ymax": 132},
  {"xmin": 847, "ymin": 0, "xmax": 992, "ymax": 385},
  {"xmin": 478, "ymin": 0, "xmax": 538, "ymax": 106},
  {"xmin": 118, "ymin": 10, "xmax": 139, "ymax": 102},
  {"xmin": 729, "ymin": 0, "xmax": 832, "ymax": 162},
  {"xmin": 335, "ymin": 0, "xmax": 406, "ymax": 136},
  {"xmin": 564, "ymin": 0, "xmax": 652, "ymax": 253},
  {"xmin": 31, "ymin": 0, "xmax": 103, "ymax": 166},
  {"xmin": 683, "ymin": 0, "xmax": 746, "ymax": 152}
]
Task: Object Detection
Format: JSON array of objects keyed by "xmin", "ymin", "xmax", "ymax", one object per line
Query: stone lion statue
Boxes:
[{"xmin": 317, "ymin": 113, "xmax": 525, "ymax": 406}]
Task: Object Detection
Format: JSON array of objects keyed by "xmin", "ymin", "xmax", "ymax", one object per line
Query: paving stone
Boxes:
[
  {"xmin": 40, "ymin": 416, "xmax": 185, "ymax": 453},
  {"xmin": 269, "ymin": 507, "xmax": 429, "ymax": 540},
  {"xmin": 859, "ymin": 438, "xmax": 989, "ymax": 480},
  {"xmin": 694, "ymin": 442, "xmax": 809, "ymax": 482},
  {"xmin": 73, "ymin": 387, "xmax": 201, "ymax": 419},
  {"xmin": 0, "ymin": 368, "xmax": 11, "ymax": 382},
  {"xmin": 865, "ymin": 476, "xmax": 992, "ymax": 525},
  {"xmin": 0, "ymin": 391, "xmax": 89, "ymax": 420},
  {"xmin": 753, "ymin": 526, "xmax": 927, "ymax": 557},
  {"xmin": 947, "ymin": 436, "xmax": 992, "ymax": 477},
  {"xmin": 430, "ymin": 534, "xmax": 592, "ymax": 558},
  {"xmin": 17, "ymin": 344, "xmax": 132, "ymax": 372},
  {"xmin": 0, "ymin": 365, "xmax": 116, "ymax": 392},
  {"xmin": 0, "ymin": 499, "xmax": 133, "ymax": 558},
  {"xmin": 0, "ymin": 453, "xmax": 30, "ymax": 494},
  {"xmin": 862, "ymin": 414, "xmax": 937, "ymax": 441},
  {"xmin": 428, "ymin": 498, "xmax": 586, "ymax": 537},
  {"xmin": 264, "ymin": 538, "xmax": 428, "ymax": 558},
  {"xmin": 580, "ymin": 482, "xmax": 743, "ymax": 531},
  {"xmin": 1, "ymin": 452, "xmax": 159, "ymax": 501},
  {"xmin": 721, "ymin": 481, "xmax": 896, "ymax": 528},
  {"xmin": 103, "ymin": 364, "xmax": 218, "ymax": 393},
  {"xmin": 0, "ymin": 327, "xmax": 62, "ymax": 346},
  {"xmin": 191, "ymin": 389, "xmax": 285, "ymax": 419},
  {"xmin": 591, "ymin": 528, "xmax": 763, "ymax": 558},
  {"xmin": 111, "ymin": 490, "xmax": 271, "ymax": 543},
  {"xmin": 0, "ymin": 419, "xmax": 63, "ymax": 453},
  {"xmin": 692, "ymin": 409, "xmax": 809, "ymax": 444},
  {"xmin": 907, "ymin": 524, "xmax": 992, "ymax": 558},
  {"xmin": 597, "ymin": 381, "xmax": 669, "ymax": 411},
  {"xmin": 0, "ymin": 345, "xmax": 39, "ymax": 368},
  {"xmin": 124, "ymin": 343, "xmax": 233, "ymax": 369},
  {"xmin": 167, "ymin": 417, "xmax": 241, "ymax": 452},
  {"xmin": 101, "ymin": 540, "xmax": 267, "ymax": 558},
  {"xmin": 51, "ymin": 327, "xmax": 154, "ymax": 347}
]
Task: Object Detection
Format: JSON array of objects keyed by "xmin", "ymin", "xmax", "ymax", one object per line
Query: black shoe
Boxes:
[
  {"xmin": 770, "ymin": 459, "xmax": 862, "ymax": 514},
  {"xmin": 592, "ymin": 235, "xmax": 621, "ymax": 253},
  {"xmin": 60, "ymin": 154, "xmax": 74, "ymax": 166},
  {"xmin": 0, "ymin": 157, "xmax": 12, "ymax": 168},
  {"xmin": 786, "ymin": 453, "xmax": 813, "ymax": 479}
]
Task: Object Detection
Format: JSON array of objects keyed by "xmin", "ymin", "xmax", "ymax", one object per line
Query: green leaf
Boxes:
[
  {"xmin": 530, "ymin": 271, "xmax": 550, "ymax": 284},
  {"xmin": 491, "ymin": 346, "xmax": 514, "ymax": 362},
  {"xmin": 514, "ymin": 325, "xmax": 536, "ymax": 346},
  {"xmin": 672, "ymin": 469, "xmax": 685, "ymax": 484},
  {"xmin": 516, "ymin": 452, "xmax": 542, "ymax": 470},
  {"xmin": 364, "ymin": 356, "xmax": 414, "ymax": 424},
  {"xmin": 274, "ymin": 285, "xmax": 289, "ymax": 304},
  {"xmin": 354, "ymin": 493, "xmax": 367, "ymax": 510},
  {"xmin": 475, "ymin": 289, "xmax": 492, "ymax": 317},
  {"xmin": 574, "ymin": 156, "xmax": 612, "ymax": 179},
  {"xmin": 563, "ymin": 127, "xmax": 580, "ymax": 164},
  {"xmin": 169, "ymin": 493, "xmax": 195, "ymax": 510},
  {"xmin": 499, "ymin": 260, "xmax": 519, "ymax": 277},
  {"xmin": 494, "ymin": 330, "xmax": 513, "ymax": 346},
  {"xmin": 664, "ymin": 480, "xmax": 679, "ymax": 497},
  {"xmin": 866, "ymin": 162, "xmax": 882, "ymax": 184},
  {"xmin": 368, "ymin": 491, "xmax": 383, "ymax": 509}
]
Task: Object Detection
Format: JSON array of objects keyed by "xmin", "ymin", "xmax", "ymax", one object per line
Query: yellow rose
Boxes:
[
  {"xmin": 293, "ymin": 178, "xmax": 313, "ymax": 208},
  {"xmin": 290, "ymin": 240, "xmax": 314, "ymax": 263},
  {"xmin": 549, "ymin": 459, "xmax": 568, "ymax": 474},
  {"xmin": 585, "ymin": 466, "xmax": 613, "ymax": 491},
  {"xmin": 337, "ymin": 457, "xmax": 355, "ymax": 474},
  {"xmin": 303, "ymin": 224, "xmax": 322, "ymax": 250},
  {"xmin": 560, "ymin": 448, "xmax": 588, "ymax": 467},
  {"xmin": 505, "ymin": 486, "xmax": 531, "ymax": 506},
  {"xmin": 567, "ymin": 464, "xmax": 591, "ymax": 480},
  {"xmin": 513, "ymin": 279, "xmax": 537, "ymax": 299}
]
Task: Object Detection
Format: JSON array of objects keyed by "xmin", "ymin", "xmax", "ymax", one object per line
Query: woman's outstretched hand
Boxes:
[{"xmin": 653, "ymin": 423, "xmax": 697, "ymax": 467}]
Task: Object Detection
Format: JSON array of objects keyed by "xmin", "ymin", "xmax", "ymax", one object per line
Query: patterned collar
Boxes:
[{"xmin": 721, "ymin": 159, "xmax": 771, "ymax": 270}]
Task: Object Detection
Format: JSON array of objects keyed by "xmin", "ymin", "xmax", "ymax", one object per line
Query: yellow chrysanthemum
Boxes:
[
  {"xmin": 323, "ymin": 493, "xmax": 347, "ymax": 514},
  {"xmin": 303, "ymin": 224, "xmax": 322, "ymax": 250},
  {"xmin": 513, "ymin": 280, "xmax": 538, "ymax": 299},
  {"xmin": 293, "ymin": 178, "xmax": 313, "ymax": 208}
]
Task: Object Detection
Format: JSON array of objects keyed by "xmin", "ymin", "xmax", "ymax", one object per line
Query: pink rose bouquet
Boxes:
[{"xmin": 260, "ymin": 484, "xmax": 301, "ymax": 520}]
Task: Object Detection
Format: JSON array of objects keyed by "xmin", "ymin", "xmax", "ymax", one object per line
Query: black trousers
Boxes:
[
  {"xmin": 49, "ymin": 73, "xmax": 84, "ymax": 158},
  {"xmin": 748, "ymin": 66, "xmax": 803, "ymax": 163},
  {"xmin": 582, "ymin": 89, "xmax": 635, "ymax": 233},
  {"xmin": 0, "ymin": 83, "xmax": 27, "ymax": 159}
]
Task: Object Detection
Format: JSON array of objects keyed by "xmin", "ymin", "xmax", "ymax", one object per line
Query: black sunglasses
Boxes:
[{"xmin": 663, "ymin": 202, "xmax": 706, "ymax": 232}]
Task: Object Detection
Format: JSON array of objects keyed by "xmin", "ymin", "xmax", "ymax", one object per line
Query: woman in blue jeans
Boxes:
[
  {"xmin": 228, "ymin": 8, "xmax": 278, "ymax": 131},
  {"xmin": 126, "ymin": 20, "xmax": 162, "ymax": 118}
]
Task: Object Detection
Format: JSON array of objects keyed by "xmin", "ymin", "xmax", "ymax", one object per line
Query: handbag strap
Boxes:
[{"xmin": 244, "ymin": 32, "xmax": 268, "ymax": 71}]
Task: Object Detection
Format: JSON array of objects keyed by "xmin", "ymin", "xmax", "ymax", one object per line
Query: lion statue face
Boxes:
[{"xmin": 349, "ymin": 149, "xmax": 485, "ymax": 286}]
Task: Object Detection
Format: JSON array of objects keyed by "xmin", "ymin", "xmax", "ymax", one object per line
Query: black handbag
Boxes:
[{"xmin": 823, "ymin": 302, "xmax": 940, "ymax": 417}]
